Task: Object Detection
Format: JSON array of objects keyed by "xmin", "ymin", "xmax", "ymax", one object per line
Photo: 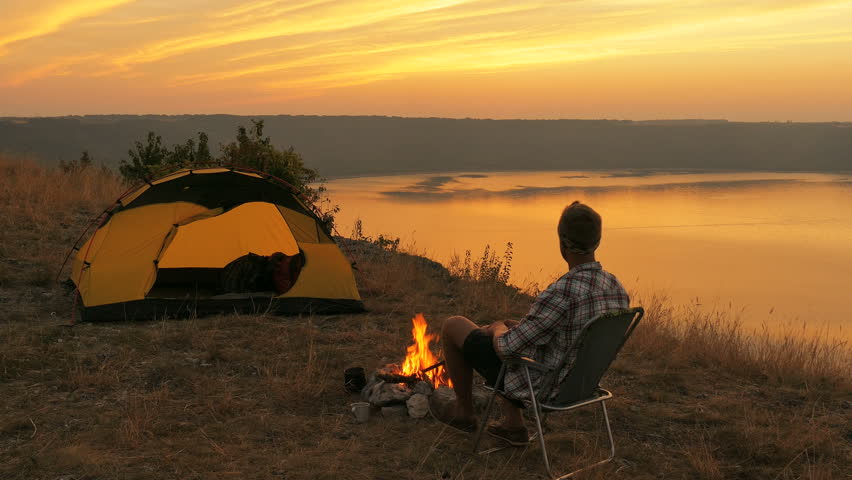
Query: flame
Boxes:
[{"xmin": 400, "ymin": 313, "xmax": 452, "ymax": 388}]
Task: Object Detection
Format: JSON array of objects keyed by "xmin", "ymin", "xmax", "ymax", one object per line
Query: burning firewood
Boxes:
[
  {"xmin": 398, "ymin": 313, "xmax": 452, "ymax": 388},
  {"xmin": 374, "ymin": 364, "xmax": 421, "ymax": 385},
  {"xmin": 420, "ymin": 361, "xmax": 445, "ymax": 374},
  {"xmin": 376, "ymin": 372, "xmax": 420, "ymax": 384}
]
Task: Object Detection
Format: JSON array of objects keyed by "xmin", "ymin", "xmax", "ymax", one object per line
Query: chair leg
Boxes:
[
  {"xmin": 553, "ymin": 400, "xmax": 615, "ymax": 480},
  {"xmin": 473, "ymin": 362, "xmax": 507, "ymax": 454},
  {"xmin": 601, "ymin": 400, "xmax": 616, "ymax": 462},
  {"xmin": 523, "ymin": 366, "xmax": 553, "ymax": 478},
  {"xmin": 531, "ymin": 402, "xmax": 552, "ymax": 478}
]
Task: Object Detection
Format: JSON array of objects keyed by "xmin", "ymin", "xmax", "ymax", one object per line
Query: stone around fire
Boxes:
[
  {"xmin": 363, "ymin": 380, "xmax": 414, "ymax": 407},
  {"xmin": 406, "ymin": 393, "xmax": 429, "ymax": 418},
  {"xmin": 413, "ymin": 381, "xmax": 433, "ymax": 396},
  {"xmin": 430, "ymin": 386, "xmax": 457, "ymax": 413},
  {"xmin": 381, "ymin": 405, "xmax": 408, "ymax": 418}
]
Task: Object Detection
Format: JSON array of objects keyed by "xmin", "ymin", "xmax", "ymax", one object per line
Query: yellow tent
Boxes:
[{"xmin": 70, "ymin": 167, "xmax": 363, "ymax": 320}]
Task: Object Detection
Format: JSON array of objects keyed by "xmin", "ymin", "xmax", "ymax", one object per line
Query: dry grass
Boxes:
[
  {"xmin": 0, "ymin": 155, "xmax": 121, "ymax": 219},
  {"xmin": 0, "ymin": 155, "xmax": 123, "ymax": 294},
  {"xmin": 1, "ymin": 159, "xmax": 850, "ymax": 479},
  {"xmin": 627, "ymin": 292, "xmax": 851, "ymax": 387}
]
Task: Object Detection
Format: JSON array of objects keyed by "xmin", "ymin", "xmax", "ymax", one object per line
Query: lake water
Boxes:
[{"xmin": 327, "ymin": 170, "xmax": 852, "ymax": 339}]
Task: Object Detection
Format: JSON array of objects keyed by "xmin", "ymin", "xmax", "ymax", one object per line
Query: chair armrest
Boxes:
[{"xmin": 505, "ymin": 356, "xmax": 553, "ymax": 373}]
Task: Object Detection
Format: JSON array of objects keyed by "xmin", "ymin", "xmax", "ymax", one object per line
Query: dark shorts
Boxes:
[
  {"xmin": 462, "ymin": 329, "xmax": 525, "ymax": 407},
  {"xmin": 462, "ymin": 328, "xmax": 503, "ymax": 387}
]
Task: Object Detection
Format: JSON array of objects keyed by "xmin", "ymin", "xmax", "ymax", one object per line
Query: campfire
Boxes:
[
  {"xmin": 399, "ymin": 313, "xmax": 452, "ymax": 388},
  {"xmin": 358, "ymin": 314, "xmax": 458, "ymax": 419}
]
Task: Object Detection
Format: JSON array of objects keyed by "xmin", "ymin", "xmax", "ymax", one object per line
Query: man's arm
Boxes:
[
  {"xmin": 495, "ymin": 282, "xmax": 572, "ymax": 359},
  {"xmin": 488, "ymin": 321, "xmax": 510, "ymax": 356},
  {"xmin": 480, "ymin": 320, "xmax": 520, "ymax": 354}
]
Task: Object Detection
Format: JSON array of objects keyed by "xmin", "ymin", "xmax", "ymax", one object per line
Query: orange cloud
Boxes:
[{"xmin": 0, "ymin": 0, "xmax": 134, "ymax": 50}]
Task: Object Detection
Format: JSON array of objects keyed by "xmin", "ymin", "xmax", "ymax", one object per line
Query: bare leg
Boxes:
[
  {"xmin": 497, "ymin": 396, "xmax": 524, "ymax": 429},
  {"xmin": 440, "ymin": 315, "xmax": 479, "ymax": 420}
]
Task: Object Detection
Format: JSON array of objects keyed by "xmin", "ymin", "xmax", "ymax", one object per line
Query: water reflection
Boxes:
[{"xmin": 328, "ymin": 171, "xmax": 852, "ymax": 339}]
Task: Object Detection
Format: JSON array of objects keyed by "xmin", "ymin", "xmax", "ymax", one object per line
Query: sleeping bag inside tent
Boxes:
[{"xmin": 70, "ymin": 167, "xmax": 364, "ymax": 320}]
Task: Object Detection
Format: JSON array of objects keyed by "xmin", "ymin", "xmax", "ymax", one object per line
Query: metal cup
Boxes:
[{"xmin": 351, "ymin": 402, "xmax": 371, "ymax": 423}]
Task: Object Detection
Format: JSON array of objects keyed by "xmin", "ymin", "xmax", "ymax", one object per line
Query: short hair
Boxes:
[{"xmin": 557, "ymin": 201, "xmax": 602, "ymax": 254}]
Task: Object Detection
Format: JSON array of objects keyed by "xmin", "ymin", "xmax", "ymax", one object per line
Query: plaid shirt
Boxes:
[{"xmin": 495, "ymin": 262, "xmax": 629, "ymax": 401}]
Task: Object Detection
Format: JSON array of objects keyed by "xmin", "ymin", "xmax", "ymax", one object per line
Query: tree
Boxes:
[
  {"xmin": 195, "ymin": 132, "xmax": 212, "ymax": 164},
  {"xmin": 119, "ymin": 131, "xmax": 213, "ymax": 183},
  {"xmin": 119, "ymin": 132, "xmax": 167, "ymax": 183},
  {"xmin": 218, "ymin": 120, "xmax": 337, "ymax": 227},
  {"xmin": 219, "ymin": 120, "xmax": 320, "ymax": 198}
]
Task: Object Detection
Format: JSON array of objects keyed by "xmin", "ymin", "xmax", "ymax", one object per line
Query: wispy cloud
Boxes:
[
  {"xmin": 111, "ymin": 1, "xmax": 474, "ymax": 67},
  {"xmin": 0, "ymin": 54, "xmax": 101, "ymax": 87},
  {"xmin": 0, "ymin": 0, "xmax": 134, "ymax": 51}
]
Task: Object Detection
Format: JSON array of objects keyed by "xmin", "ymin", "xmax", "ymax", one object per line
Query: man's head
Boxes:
[{"xmin": 557, "ymin": 201, "xmax": 602, "ymax": 264}]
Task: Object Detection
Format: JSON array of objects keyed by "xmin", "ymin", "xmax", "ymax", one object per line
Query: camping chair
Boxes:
[{"xmin": 473, "ymin": 307, "xmax": 644, "ymax": 479}]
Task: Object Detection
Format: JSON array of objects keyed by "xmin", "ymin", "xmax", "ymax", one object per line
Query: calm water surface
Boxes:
[{"xmin": 327, "ymin": 171, "xmax": 852, "ymax": 339}]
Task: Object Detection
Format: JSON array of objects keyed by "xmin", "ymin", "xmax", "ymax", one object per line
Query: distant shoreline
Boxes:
[
  {"xmin": 324, "ymin": 167, "xmax": 852, "ymax": 180},
  {"xmin": 4, "ymin": 113, "xmax": 852, "ymax": 124},
  {"xmin": 2, "ymin": 115, "xmax": 851, "ymax": 176}
]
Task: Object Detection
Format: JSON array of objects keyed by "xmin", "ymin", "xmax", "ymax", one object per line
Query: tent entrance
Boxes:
[
  {"xmin": 147, "ymin": 267, "xmax": 223, "ymax": 299},
  {"xmin": 146, "ymin": 202, "xmax": 299, "ymax": 300}
]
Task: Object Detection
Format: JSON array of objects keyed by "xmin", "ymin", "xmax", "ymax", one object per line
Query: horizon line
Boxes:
[{"xmin": 4, "ymin": 114, "xmax": 852, "ymax": 124}]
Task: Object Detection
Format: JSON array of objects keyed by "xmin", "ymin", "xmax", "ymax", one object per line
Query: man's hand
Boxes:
[
  {"xmin": 482, "ymin": 320, "xmax": 516, "ymax": 359},
  {"xmin": 481, "ymin": 320, "xmax": 512, "ymax": 335}
]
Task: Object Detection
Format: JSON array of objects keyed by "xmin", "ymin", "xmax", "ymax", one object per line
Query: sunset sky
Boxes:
[{"xmin": 2, "ymin": 0, "xmax": 852, "ymax": 120}]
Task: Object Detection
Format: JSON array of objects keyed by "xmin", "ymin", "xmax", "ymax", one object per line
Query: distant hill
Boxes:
[{"xmin": 1, "ymin": 115, "xmax": 850, "ymax": 177}]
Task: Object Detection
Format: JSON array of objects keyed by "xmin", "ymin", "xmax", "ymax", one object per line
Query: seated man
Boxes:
[{"xmin": 436, "ymin": 201, "xmax": 629, "ymax": 445}]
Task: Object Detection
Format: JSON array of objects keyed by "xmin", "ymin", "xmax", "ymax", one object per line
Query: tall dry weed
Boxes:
[
  {"xmin": 0, "ymin": 155, "xmax": 122, "ymax": 225},
  {"xmin": 0, "ymin": 156, "xmax": 123, "ymax": 289},
  {"xmin": 628, "ymin": 292, "xmax": 851, "ymax": 387}
]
